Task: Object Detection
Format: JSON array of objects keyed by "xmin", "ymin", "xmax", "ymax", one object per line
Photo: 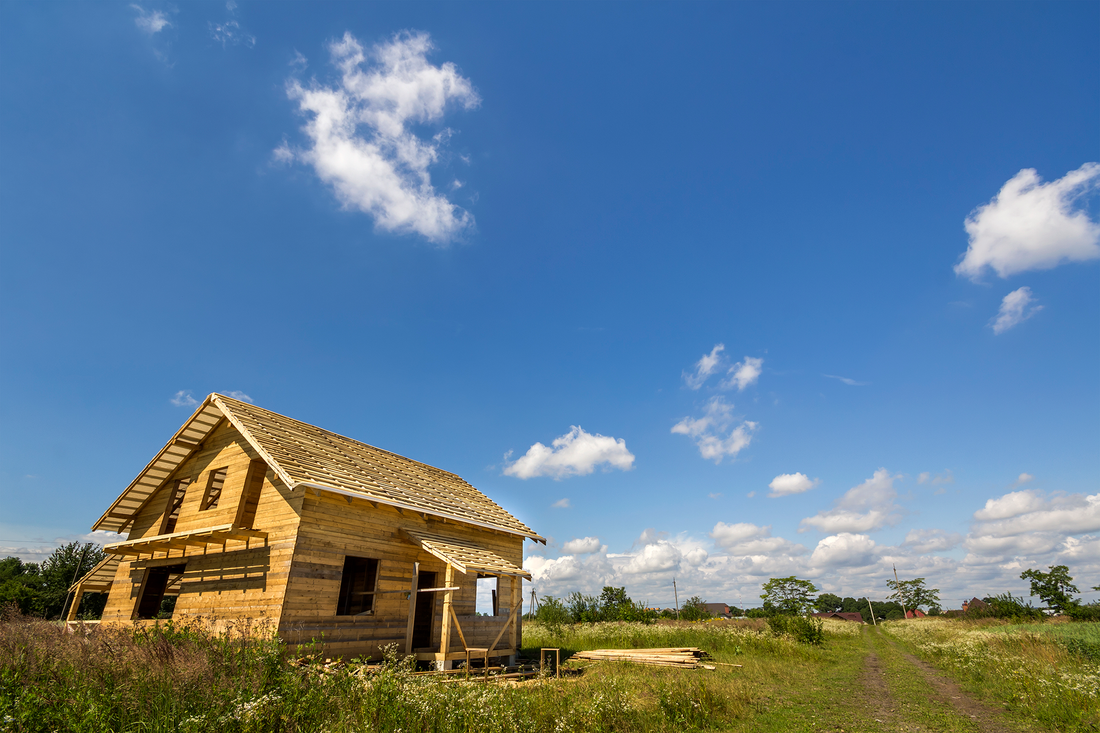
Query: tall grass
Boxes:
[
  {"xmin": 0, "ymin": 612, "xmax": 759, "ymax": 732},
  {"xmin": 883, "ymin": 618, "xmax": 1100, "ymax": 731}
]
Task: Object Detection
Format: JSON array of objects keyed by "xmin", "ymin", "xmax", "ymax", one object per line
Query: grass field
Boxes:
[{"xmin": 2, "ymin": 612, "xmax": 1098, "ymax": 732}]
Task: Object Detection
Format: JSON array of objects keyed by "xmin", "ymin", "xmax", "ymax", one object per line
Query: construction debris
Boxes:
[{"xmin": 570, "ymin": 647, "xmax": 722, "ymax": 670}]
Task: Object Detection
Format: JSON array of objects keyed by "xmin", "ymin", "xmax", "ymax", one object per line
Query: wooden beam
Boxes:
[
  {"xmin": 66, "ymin": 584, "xmax": 83, "ymax": 622},
  {"xmin": 440, "ymin": 564, "xmax": 455, "ymax": 655},
  {"xmin": 404, "ymin": 561, "xmax": 419, "ymax": 655},
  {"xmin": 509, "ymin": 576, "xmax": 520, "ymax": 651},
  {"xmin": 487, "ymin": 603, "xmax": 522, "ymax": 659},
  {"xmin": 449, "ymin": 606, "xmax": 468, "ymax": 650}
]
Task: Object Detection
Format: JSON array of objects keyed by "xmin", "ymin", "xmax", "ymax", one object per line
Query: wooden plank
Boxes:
[
  {"xmin": 440, "ymin": 564, "xmax": 454, "ymax": 654},
  {"xmin": 403, "ymin": 561, "xmax": 419, "ymax": 655}
]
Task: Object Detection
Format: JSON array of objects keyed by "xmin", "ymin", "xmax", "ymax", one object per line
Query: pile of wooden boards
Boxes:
[{"xmin": 570, "ymin": 647, "xmax": 716, "ymax": 670}]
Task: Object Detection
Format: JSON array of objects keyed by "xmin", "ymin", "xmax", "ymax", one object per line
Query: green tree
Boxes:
[
  {"xmin": 814, "ymin": 593, "xmax": 843, "ymax": 613},
  {"xmin": 1020, "ymin": 565, "xmax": 1079, "ymax": 613},
  {"xmin": 679, "ymin": 595, "xmax": 711, "ymax": 621},
  {"xmin": 0, "ymin": 543, "xmax": 106, "ymax": 619},
  {"xmin": 760, "ymin": 576, "xmax": 818, "ymax": 616},
  {"xmin": 885, "ymin": 577, "xmax": 941, "ymax": 612}
]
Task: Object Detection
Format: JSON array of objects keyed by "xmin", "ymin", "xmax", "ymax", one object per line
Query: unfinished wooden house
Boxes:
[{"xmin": 70, "ymin": 393, "xmax": 544, "ymax": 666}]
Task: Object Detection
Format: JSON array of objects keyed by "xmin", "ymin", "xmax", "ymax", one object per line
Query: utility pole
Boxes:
[
  {"xmin": 673, "ymin": 579, "xmax": 680, "ymax": 621},
  {"xmin": 866, "ymin": 598, "xmax": 877, "ymax": 626},
  {"xmin": 893, "ymin": 564, "xmax": 909, "ymax": 620}
]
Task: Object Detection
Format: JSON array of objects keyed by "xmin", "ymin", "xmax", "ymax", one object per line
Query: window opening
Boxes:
[
  {"xmin": 235, "ymin": 460, "xmax": 265, "ymax": 529},
  {"xmin": 201, "ymin": 468, "xmax": 227, "ymax": 511},
  {"xmin": 336, "ymin": 556, "xmax": 379, "ymax": 616},
  {"xmin": 161, "ymin": 480, "xmax": 189, "ymax": 534},
  {"xmin": 135, "ymin": 564, "xmax": 186, "ymax": 619},
  {"xmin": 475, "ymin": 575, "xmax": 498, "ymax": 616}
]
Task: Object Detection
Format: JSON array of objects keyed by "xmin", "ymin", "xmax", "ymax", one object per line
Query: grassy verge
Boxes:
[{"xmin": 881, "ymin": 618, "xmax": 1100, "ymax": 732}]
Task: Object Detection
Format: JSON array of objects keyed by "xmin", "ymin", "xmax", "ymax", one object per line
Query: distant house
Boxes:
[
  {"xmin": 68, "ymin": 394, "xmax": 544, "ymax": 667},
  {"xmin": 905, "ymin": 609, "xmax": 926, "ymax": 619},
  {"xmin": 812, "ymin": 612, "xmax": 865, "ymax": 623},
  {"xmin": 703, "ymin": 602, "xmax": 731, "ymax": 618},
  {"xmin": 962, "ymin": 597, "xmax": 989, "ymax": 614}
]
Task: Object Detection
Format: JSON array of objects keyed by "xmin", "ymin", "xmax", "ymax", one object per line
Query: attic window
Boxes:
[
  {"xmin": 336, "ymin": 556, "xmax": 379, "ymax": 616},
  {"xmin": 161, "ymin": 480, "xmax": 189, "ymax": 534},
  {"xmin": 201, "ymin": 468, "xmax": 227, "ymax": 511}
]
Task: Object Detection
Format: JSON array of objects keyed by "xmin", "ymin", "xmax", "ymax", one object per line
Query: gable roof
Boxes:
[{"xmin": 93, "ymin": 394, "xmax": 543, "ymax": 542}]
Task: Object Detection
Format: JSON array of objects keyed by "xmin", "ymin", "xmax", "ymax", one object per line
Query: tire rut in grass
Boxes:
[
  {"xmin": 878, "ymin": 635, "xmax": 1017, "ymax": 733},
  {"xmin": 857, "ymin": 650, "xmax": 905, "ymax": 730}
]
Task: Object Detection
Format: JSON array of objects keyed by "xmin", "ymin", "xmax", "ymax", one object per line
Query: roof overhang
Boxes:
[
  {"xmin": 103, "ymin": 524, "xmax": 268, "ymax": 557},
  {"xmin": 400, "ymin": 528, "xmax": 532, "ymax": 579},
  {"xmin": 68, "ymin": 555, "xmax": 121, "ymax": 593}
]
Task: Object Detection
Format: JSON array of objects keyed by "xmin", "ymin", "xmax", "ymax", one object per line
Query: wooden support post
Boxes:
[
  {"xmin": 66, "ymin": 584, "xmax": 84, "ymax": 622},
  {"xmin": 509, "ymin": 576, "xmax": 520, "ymax": 651},
  {"xmin": 440, "ymin": 564, "xmax": 455, "ymax": 657},
  {"xmin": 404, "ymin": 562, "xmax": 419, "ymax": 655}
]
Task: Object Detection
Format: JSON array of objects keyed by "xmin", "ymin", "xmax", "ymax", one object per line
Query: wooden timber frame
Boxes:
[{"xmin": 72, "ymin": 393, "xmax": 544, "ymax": 660}]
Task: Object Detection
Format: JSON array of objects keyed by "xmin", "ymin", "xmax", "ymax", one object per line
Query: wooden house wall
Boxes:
[
  {"xmin": 100, "ymin": 422, "xmax": 303, "ymax": 626},
  {"xmin": 279, "ymin": 490, "xmax": 525, "ymax": 659}
]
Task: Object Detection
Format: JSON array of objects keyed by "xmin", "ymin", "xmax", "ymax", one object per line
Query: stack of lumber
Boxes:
[{"xmin": 570, "ymin": 647, "xmax": 714, "ymax": 669}]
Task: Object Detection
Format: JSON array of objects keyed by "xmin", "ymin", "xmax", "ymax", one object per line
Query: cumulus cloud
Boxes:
[
  {"xmin": 683, "ymin": 344, "xmax": 725, "ymax": 390},
  {"xmin": 1013, "ymin": 473, "xmax": 1035, "ymax": 487},
  {"xmin": 131, "ymin": 5, "xmax": 171, "ymax": 34},
  {"xmin": 551, "ymin": 498, "xmax": 571, "ymax": 509},
  {"xmin": 991, "ymin": 286, "xmax": 1042, "ymax": 334},
  {"xmin": 768, "ymin": 472, "xmax": 819, "ymax": 497},
  {"xmin": 711, "ymin": 522, "xmax": 806, "ymax": 556},
  {"xmin": 222, "ymin": 390, "xmax": 253, "ymax": 403},
  {"xmin": 972, "ymin": 491, "xmax": 1100, "ymax": 537},
  {"xmin": 562, "ymin": 537, "xmax": 601, "ymax": 554},
  {"xmin": 810, "ymin": 533, "xmax": 878, "ymax": 568},
  {"xmin": 800, "ymin": 468, "xmax": 902, "ymax": 534},
  {"xmin": 504, "ymin": 426, "xmax": 635, "ymax": 480},
  {"xmin": 280, "ymin": 31, "xmax": 479, "ymax": 244},
  {"xmin": 170, "ymin": 390, "xmax": 198, "ymax": 407},
  {"xmin": 956, "ymin": 164, "xmax": 1100, "ymax": 280},
  {"xmin": 671, "ymin": 396, "xmax": 757, "ymax": 463},
  {"xmin": 721, "ymin": 356, "xmax": 763, "ymax": 391}
]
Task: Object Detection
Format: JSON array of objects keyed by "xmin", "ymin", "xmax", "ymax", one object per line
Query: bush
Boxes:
[
  {"xmin": 983, "ymin": 593, "xmax": 1045, "ymax": 621},
  {"xmin": 766, "ymin": 615, "xmax": 824, "ymax": 646},
  {"xmin": 1064, "ymin": 603, "xmax": 1100, "ymax": 622}
]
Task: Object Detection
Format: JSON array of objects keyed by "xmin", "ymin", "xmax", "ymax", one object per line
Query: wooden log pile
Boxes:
[{"xmin": 570, "ymin": 647, "xmax": 716, "ymax": 669}]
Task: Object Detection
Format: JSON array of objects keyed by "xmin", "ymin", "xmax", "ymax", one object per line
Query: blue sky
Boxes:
[{"xmin": 1, "ymin": 1, "xmax": 1097, "ymax": 610}]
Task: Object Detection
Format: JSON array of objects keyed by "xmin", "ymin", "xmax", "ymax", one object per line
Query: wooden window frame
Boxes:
[
  {"xmin": 159, "ymin": 479, "xmax": 190, "ymax": 535},
  {"xmin": 336, "ymin": 556, "xmax": 380, "ymax": 617}
]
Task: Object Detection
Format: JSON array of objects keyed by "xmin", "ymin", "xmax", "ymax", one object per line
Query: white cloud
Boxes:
[
  {"xmin": 1014, "ymin": 473, "xmax": 1035, "ymax": 487},
  {"xmin": 991, "ymin": 286, "xmax": 1042, "ymax": 334},
  {"xmin": 671, "ymin": 396, "xmax": 757, "ymax": 463},
  {"xmin": 281, "ymin": 31, "xmax": 480, "ymax": 244},
  {"xmin": 800, "ymin": 468, "xmax": 902, "ymax": 534},
  {"xmin": 131, "ymin": 5, "xmax": 171, "ymax": 34},
  {"xmin": 708, "ymin": 492, "xmax": 722, "ymax": 499},
  {"xmin": 683, "ymin": 344, "xmax": 724, "ymax": 390},
  {"xmin": 222, "ymin": 390, "xmax": 253, "ymax": 403},
  {"xmin": 562, "ymin": 537, "xmax": 601, "ymax": 554},
  {"xmin": 504, "ymin": 426, "xmax": 635, "ymax": 480},
  {"xmin": 956, "ymin": 164, "xmax": 1100, "ymax": 280},
  {"xmin": 902, "ymin": 528, "xmax": 962, "ymax": 553},
  {"xmin": 823, "ymin": 374, "xmax": 869, "ymax": 386},
  {"xmin": 721, "ymin": 356, "xmax": 763, "ymax": 391},
  {"xmin": 917, "ymin": 470, "xmax": 954, "ymax": 486},
  {"xmin": 210, "ymin": 20, "xmax": 256, "ymax": 48},
  {"xmin": 810, "ymin": 533, "xmax": 878, "ymax": 568},
  {"xmin": 768, "ymin": 472, "xmax": 819, "ymax": 497},
  {"xmin": 972, "ymin": 492, "xmax": 1100, "ymax": 537},
  {"xmin": 170, "ymin": 390, "xmax": 198, "ymax": 407},
  {"xmin": 551, "ymin": 498, "xmax": 571, "ymax": 509},
  {"xmin": 711, "ymin": 522, "xmax": 806, "ymax": 556}
]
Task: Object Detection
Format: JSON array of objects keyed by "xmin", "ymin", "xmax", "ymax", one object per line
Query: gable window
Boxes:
[
  {"xmin": 161, "ymin": 480, "xmax": 189, "ymax": 534},
  {"xmin": 200, "ymin": 468, "xmax": 227, "ymax": 511},
  {"xmin": 336, "ymin": 556, "xmax": 379, "ymax": 616}
]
